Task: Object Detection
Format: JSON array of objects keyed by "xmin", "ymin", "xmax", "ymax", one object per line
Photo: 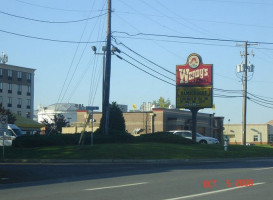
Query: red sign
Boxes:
[{"xmin": 176, "ymin": 54, "xmax": 212, "ymax": 86}]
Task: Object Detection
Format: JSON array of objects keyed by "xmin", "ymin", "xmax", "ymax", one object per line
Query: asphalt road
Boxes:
[{"xmin": 1, "ymin": 158, "xmax": 273, "ymax": 200}]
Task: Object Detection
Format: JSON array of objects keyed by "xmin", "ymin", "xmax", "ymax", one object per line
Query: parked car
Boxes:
[
  {"xmin": 0, "ymin": 124, "xmax": 24, "ymax": 146},
  {"xmin": 169, "ymin": 130, "xmax": 219, "ymax": 144}
]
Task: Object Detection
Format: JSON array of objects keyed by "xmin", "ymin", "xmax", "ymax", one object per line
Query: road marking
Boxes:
[
  {"xmin": 253, "ymin": 167, "xmax": 273, "ymax": 170},
  {"xmin": 85, "ymin": 182, "xmax": 148, "ymax": 191},
  {"xmin": 164, "ymin": 182, "xmax": 265, "ymax": 200}
]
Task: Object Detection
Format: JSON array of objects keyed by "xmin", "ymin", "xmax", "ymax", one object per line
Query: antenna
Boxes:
[{"xmin": 1, "ymin": 52, "xmax": 8, "ymax": 64}]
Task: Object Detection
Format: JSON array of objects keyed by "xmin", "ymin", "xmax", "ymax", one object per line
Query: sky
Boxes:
[{"xmin": 1, "ymin": 0, "xmax": 273, "ymax": 124}]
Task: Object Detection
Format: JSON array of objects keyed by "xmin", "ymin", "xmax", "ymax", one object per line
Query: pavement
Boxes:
[{"xmin": 1, "ymin": 157, "xmax": 273, "ymax": 185}]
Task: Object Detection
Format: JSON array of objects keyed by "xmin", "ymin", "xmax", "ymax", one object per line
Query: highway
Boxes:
[{"xmin": 1, "ymin": 158, "xmax": 273, "ymax": 200}]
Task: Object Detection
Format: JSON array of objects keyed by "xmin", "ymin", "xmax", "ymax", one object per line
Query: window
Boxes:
[
  {"xmin": 269, "ymin": 135, "xmax": 273, "ymax": 142},
  {"xmin": 17, "ymin": 71, "xmax": 22, "ymax": 80},
  {"xmin": 8, "ymin": 70, "xmax": 12, "ymax": 79},
  {"xmin": 27, "ymin": 99, "xmax": 31, "ymax": 109},
  {"xmin": 0, "ymin": 68, "xmax": 2, "ymax": 77},
  {"xmin": 27, "ymin": 73, "xmax": 31, "ymax": 82},
  {"xmin": 0, "ymin": 96, "xmax": 2, "ymax": 103},
  {"xmin": 8, "ymin": 83, "xmax": 12, "ymax": 93},
  {"xmin": 17, "ymin": 111, "xmax": 22, "ymax": 116},
  {"xmin": 0, "ymin": 82, "xmax": 2, "ymax": 92},
  {"xmin": 27, "ymin": 86, "xmax": 31, "ymax": 96},
  {"xmin": 17, "ymin": 84, "xmax": 22, "ymax": 95},
  {"xmin": 253, "ymin": 135, "xmax": 258, "ymax": 142},
  {"xmin": 17, "ymin": 98, "xmax": 22, "ymax": 108},
  {"xmin": 8, "ymin": 97, "xmax": 12, "ymax": 107}
]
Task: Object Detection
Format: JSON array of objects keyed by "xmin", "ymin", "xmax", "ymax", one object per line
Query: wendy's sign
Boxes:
[
  {"xmin": 176, "ymin": 54, "xmax": 212, "ymax": 86},
  {"xmin": 176, "ymin": 53, "xmax": 213, "ymax": 109}
]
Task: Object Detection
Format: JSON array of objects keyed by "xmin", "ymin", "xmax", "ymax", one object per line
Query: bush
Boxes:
[
  {"xmin": 12, "ymin": 131, "xmax": 195, "ymax": 148},
  {"xmin": 13, "ymin": 134, "xmax": 80, "ymax": 148}
]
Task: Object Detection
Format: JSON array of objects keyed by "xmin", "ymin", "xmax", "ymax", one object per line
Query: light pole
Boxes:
[
  {"xmin": 91, "ymin": 45, "xmax": 120, "ymax": 135},
  {"xmin": 236, "ymin": 42, "xmax": 255, "ymax": 145}
]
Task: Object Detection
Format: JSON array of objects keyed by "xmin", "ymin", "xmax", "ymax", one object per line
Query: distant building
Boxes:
[
  {"xmin": 73, "ymin": 108, "xmax": 224, "ymax": 143},
  {"xmin": 37, "ymin": 103, "xmax": 85, "ymax": 124},
  {"xmin": 224, "ymin": 122, "xmax": 273, "ymax": 144},
  {"xmin": 0, "ymin": 63, "xmax": 35, "ymax": 119},
  {"xmin": 140, "ymin": 102, "xmax": 153, "ymax": 112},
  {"xmin": 117, "ymin": 104, "xmax": 128, "ymax": 113}
]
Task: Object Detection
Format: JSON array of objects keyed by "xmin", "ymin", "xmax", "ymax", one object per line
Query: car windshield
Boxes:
[
  {"xmin": 12, "ymin": 128, "xmax": 24, "ymax": 136},
  {"xmin": 196, "ymin": 133, "xmax": 204, "ymax": 137}
]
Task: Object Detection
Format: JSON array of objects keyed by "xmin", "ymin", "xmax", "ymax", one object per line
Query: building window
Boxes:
[
  {"xmin": 17, "ymin": 98, "xmax": 22, "ymax": 108},
  {"xmin": 8, "ymin": 70, "xmax": 12, "ymax": 80},
  {"xmin": 17, "ymin": 84, "xmax": 22, "ymax": 95},
  {"xmin": 0, "ymin": 96, "xmax": 2, "ymax": 104},
  {"xmin": 253, "ymin": 135, "xmax": 258, "ymax": 142},
  {"xmin": 0, "ymin": 68, "xmax": 2, "ymax": 77},
  {"xmin": 27, "ymin": 73, "xmax": 31, "ymax": 83},
  {"xmin": 27, "ymin": 86, "xmax": 31, "ymax": 96},
  {"xmin": 8, "ymin": 97, "xmax": 12, "ymax": 107},
  {"xmin": 8, "ymin": 83, "xmax": 12, "ymax": 93},
  {"xmin": 17, "ymin": 71, "xmax": 22, "ymax": 81},
  {"xmin": 269, "ymin": 135, "xmax": 273, "ymax": 142},
  {"xmin": 0, "ymin": 82, "xmax": 2, "ymax": 92},
  {"xmin": 27, "ymin": 99, "xmax": 31, "ymax": 109},
  {"xmin": 17, "ymin": 111, "xmax": 22, "ymax": 116}
]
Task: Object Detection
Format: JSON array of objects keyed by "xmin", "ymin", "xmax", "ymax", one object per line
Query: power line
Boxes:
[
  {"xmin": 0, "ymin": 28, "xmax": 105, "ymax": 44},
  {"xmin": 0, "ymin": 10, "xmax": 107, "ymax": 23},
  {"xmin": 114, "ymin": 53, "xmax": 176, "ymax": 86},
  {"xmin": 14, "ymin": 0, "xmax": 105, "ymax": 13},
  {"xmin": 114, "ymin": 31, "xmax": 273, "ymax": 45}
]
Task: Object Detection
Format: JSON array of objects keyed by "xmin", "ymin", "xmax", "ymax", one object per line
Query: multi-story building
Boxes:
[{"xmin": 0, "ymin": 63, "xmax": 35, "ymax": 119}]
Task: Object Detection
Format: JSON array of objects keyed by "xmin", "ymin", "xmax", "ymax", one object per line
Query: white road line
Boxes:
[
  {"xmin": 164, "ymin": 182, "xmax": 265, "ymax": 200},
  {"xmin": 85, "ymin": 182, "xmax": 148, "ymax": 191},
  {"xmin": 253, "ymin": 167, "xmax": 273, "ymax": 170}
]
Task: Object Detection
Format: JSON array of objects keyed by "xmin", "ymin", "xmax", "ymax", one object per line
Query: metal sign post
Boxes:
[
  {"xmin": 1, "ymin": 115, "xmax": 8, "ymax": 159},
  {"xmin": 86, "ymin": 106, "xmax": 99, "ymax": 146}
]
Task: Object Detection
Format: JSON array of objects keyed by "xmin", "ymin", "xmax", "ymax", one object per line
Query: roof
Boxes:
[
  {"xmin": 46, "ymin": 103, "xmax": 81, "ymax": 112},
  {"xmin": 15, "ymin": 114, "xmax": 44, "ymax": 130}
]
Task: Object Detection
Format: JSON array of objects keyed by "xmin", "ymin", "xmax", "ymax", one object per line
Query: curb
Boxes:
[{"xmin": 1, "ymin": 157, "xmax": 273, "ymax": 164}]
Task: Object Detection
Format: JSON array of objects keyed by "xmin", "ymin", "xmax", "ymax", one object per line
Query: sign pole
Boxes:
[
  {"xmin": 190, "ymin": 108, "xmax": 199, "ymax": 143},
  {"xmin": 91, "ymin": 109, "xmax": 94, "ymax": 146}
]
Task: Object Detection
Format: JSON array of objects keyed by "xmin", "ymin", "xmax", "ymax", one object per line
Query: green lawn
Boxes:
[{"xmin": 1, "ymin": 143, "xmax": 273, "ymax": 160}]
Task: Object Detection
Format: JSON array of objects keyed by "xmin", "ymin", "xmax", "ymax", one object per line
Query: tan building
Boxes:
[
  {"xmin": 224, "ymin": 122, "xmax": 273, "ymax": 144},
  {"xmin": 66, "ymin": 108, "xmax": 224, "ymax": 143}
]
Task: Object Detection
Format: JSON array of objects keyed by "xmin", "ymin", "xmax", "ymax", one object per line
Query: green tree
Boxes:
[
  {"xmin": 99, "ymin": 102, "xmax": 126, "ymax": 134},
  {"xmin": 152, "ymin": 97, "xmax": 171, "ymax": 108},
  {"xmin": 41, "ymin": 114, "xmax": 69, "ymax": 135},
  {"xmin": 0, "ymin": 103, "xmax": 16, "ymax": 124}
]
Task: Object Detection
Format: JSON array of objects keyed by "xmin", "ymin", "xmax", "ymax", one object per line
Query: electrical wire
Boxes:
[
  {"xmin": 0, "ymin": 11, "xmax": 107, "ymax": 23},
  {"xmin": 114, "ymin": 53, "xmax": 176, "ymax": 86},
  {"xmin": 0, "ymin": 28, "xmax": 105, "ymax": 44},
  {"xmin": 114, "ymin": 31, "xmax": 273, "ymax": 45}
]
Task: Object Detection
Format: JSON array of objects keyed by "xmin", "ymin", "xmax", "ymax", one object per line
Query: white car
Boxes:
[
  {"xmin": 169, "ymin": 130, "xmax": 219, "ymax": 144},
  {"xmin": 0, "ymin": 124, "xmax": 24, "ymax": 146}
]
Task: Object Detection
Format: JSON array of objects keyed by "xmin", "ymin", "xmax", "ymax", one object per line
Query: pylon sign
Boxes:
[{"xmin": 176, "ymin": 53, "xmax": 213, "ymax": 109}]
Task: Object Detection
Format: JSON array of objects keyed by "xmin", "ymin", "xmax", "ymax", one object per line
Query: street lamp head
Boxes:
[
  {"xmin": 112, "ymin": 46, "xmax": 121, "ymax": 53},
  {"xmin": 91, "ymin": 46, "xmax": 97, "ymax": 53},
  {"xmin": 102, "ymin": 46, "xmax": 107, "ymax": 52}
]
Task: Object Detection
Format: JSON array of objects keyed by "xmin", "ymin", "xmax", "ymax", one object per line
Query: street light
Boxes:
[{"xmin": 91, "ymin": 45, "xmax": 120, "ymax": 135}]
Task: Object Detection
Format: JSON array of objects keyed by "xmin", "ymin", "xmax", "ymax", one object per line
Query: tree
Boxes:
[
  {"xmin": 99, "ymin": 102, "xmax": 126, "ymax": 134},
  {"xmin": 41, "ymin": 114, "xmax": 69, "ymax": 135},
  {"xmin": 0, "ymin": 103, "xmax": 16, "ymax": 124},
  {"xmin": 152, "ymin": 97, "xmax": 171, "ymax": 108}
]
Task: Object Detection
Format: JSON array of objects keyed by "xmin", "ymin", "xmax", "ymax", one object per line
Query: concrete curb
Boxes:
[{"xmin": 1, "ymin": 157, "xmax": 273, "ymax": 164}]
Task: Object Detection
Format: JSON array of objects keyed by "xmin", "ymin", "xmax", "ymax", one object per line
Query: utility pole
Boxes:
[
  {"xmin": 237, "ymin": 41, "xmax": 256, "ymax": 145},
  {"xmin": 102, "ymin": 0, "xmax": 112, "ymax": 136}
]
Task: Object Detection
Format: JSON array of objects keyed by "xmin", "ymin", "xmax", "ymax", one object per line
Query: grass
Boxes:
[{"xmin": 1, "ymin": 143, "xmax": 273, "ymax": 160}]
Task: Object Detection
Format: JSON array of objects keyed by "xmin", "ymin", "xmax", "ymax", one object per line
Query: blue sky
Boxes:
[{"xmin": 1, "ymin": 0, "xmax": 273, "ymax": 124}]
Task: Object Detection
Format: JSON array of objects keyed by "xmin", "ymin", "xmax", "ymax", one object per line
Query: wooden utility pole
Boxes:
[{"xmin": 102, "ymin": 0, "xmax": 112, "ymax": 136}]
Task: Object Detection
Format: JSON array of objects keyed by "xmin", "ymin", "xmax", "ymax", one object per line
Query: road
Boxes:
[{"xmin": 1, "ymin": 158, "xmax": 273, "ymax": 200}]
